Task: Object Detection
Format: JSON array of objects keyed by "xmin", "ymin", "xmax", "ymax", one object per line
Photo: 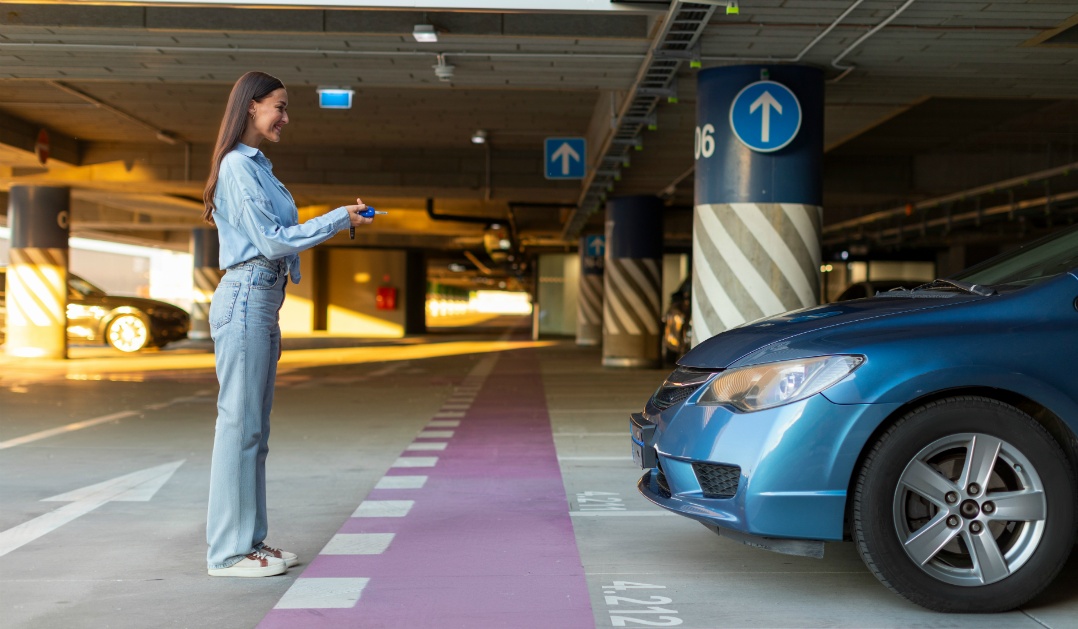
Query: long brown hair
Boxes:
[{"xmin": 202, "ymin": 71, "xmax": 285, "ymax": 224}]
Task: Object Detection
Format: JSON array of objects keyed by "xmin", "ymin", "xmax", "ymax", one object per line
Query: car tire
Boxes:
[
  {"xmin": 106, "ymin": 312, "xmax": 151, "ymax": 353},
  {"xmin": 852, "ymin": 396, "xmax": 1076, "ymax": 613}
]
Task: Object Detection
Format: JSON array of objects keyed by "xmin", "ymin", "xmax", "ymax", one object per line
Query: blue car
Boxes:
[{"xmin": 632, "ymin": 226, "xmax": 1078, "ymax": 612}]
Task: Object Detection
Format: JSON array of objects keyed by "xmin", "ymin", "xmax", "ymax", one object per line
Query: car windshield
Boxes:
[
  {"xmin": 950, "ymin": 226, "xmax": 1078, "ymax": 289},
  {"xmin": 68, "ymin": 275, "xmax": 108, "ymax": 298}
]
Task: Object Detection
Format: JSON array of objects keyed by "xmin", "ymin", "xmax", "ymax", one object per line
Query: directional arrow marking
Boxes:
[
  {"xmin": 749, "ymin": 90, "xmax": 782, "ymax": 143},
  {"xmin": 550, "ymin": 142, "xmax": 581, "ymax": 176},
  {"xmin": 0, "ymin": 460, "xmax": 184, "ymax": 558}
]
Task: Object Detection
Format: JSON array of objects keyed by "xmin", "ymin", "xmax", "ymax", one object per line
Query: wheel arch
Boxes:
[{"xmin": 841, "ymin": 386, "xmax": 1078, "ymax": 541}]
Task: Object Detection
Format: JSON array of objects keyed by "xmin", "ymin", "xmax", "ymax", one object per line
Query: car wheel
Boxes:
[
  {"xmin": 106, "ymin": 312, "xmax": 151, "ymax": 353},
  {"xmin": 852, "ymin": 396, "xmax": 1076, "ymax": 612}
]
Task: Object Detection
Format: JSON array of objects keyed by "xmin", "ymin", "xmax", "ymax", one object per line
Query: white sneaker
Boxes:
[
  {"xmin": 208, "ymin": 551, "xmax": 287, "ymax": 577},
  {"xmin": 258, "ymin": 543, "xmax": 299, "ymax": 568}
]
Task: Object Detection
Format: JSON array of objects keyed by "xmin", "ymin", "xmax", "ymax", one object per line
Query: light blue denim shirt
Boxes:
[{"xmin": 213, "ymin": 143, "xmax": 350, "ymax": 283}]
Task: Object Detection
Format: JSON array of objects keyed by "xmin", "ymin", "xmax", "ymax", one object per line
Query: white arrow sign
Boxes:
[
  {"xmin": 749, "ymin": 90, "xmax": 782, "ymax": 143},
  {"xmin": 550, "ymin": 142, "xmax": 581, "ymax": 176},
  {"xmin": 0, "ymin": 460, "xmax": 184, "ymax": 557}
]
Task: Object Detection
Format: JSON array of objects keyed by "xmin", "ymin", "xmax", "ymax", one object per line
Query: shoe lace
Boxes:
[
  {"xmin": 259, "ymin": 544, "xmax": 281, "ymax": 554},
  {"xmin": 249, "ymin": 550, "xmax": 273, "ymax": 561}
]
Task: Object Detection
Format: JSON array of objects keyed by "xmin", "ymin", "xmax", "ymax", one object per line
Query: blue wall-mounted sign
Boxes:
[
  {"xmin": 729, "ymin": 80, "xmax": 801, "ymax": 153},
  {"xmin": 545, "ymin": 137, "xmax": 586, "ymax": 179}
]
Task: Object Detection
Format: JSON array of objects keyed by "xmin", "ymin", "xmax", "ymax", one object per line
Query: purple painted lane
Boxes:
[{"xmin": 259, "ymin": 351, "xmax": 594, "ymax": 629}]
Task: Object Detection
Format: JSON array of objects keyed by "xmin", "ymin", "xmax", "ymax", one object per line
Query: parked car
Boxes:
[
  {"xmin": 0, "ymin": 267, "xmax": 189, "ymax": 352},
  {"xmin": 661, "ymin": 277, "xmax": 692, "ymax": 363},
  {"xmin": 833, "ymin": 278, "xmax": 913, "ymax": 301},
  {"xmin": 631, "ymin": 226, "xmax": 1078, "ymax": 612}
]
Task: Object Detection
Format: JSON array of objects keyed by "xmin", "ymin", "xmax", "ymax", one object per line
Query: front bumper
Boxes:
[{"xmin": 632, "ymin": 395, "xmax": 900, "ymax": 541}]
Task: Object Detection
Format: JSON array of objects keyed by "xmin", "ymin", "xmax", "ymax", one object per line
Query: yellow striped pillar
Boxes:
[
  {"xmin": 602, "ymin": 196, "xmax": 663, "ymax": 368},
  {"xmin": 5, "ymin": 186, "xmax": 71, "ymax": 359},
  {"xmin": 189, "ymin": 228, "xmax": 222, "ymax": 340}
]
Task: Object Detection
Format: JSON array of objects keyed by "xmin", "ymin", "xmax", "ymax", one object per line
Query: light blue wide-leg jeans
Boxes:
[{"xmin": 206, "ymin": 256, "xmax": 285, "ymax": 569}]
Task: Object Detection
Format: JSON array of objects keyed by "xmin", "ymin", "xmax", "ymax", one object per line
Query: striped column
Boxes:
[
  {"xmin": 5, "ymin": 186, "xmax": 70, "ymax": 359},
  {"xmin": 602, "ymin": 196, "xmax": 662, "ymax": 368},
  {"xmin": 576, "ymin": 235, "xmax": 603, "ymax": 346},
  {"xmin": 693, "ymin": 65, "xmax": 824, "ymax": 344},
  {"xmin": 189, "ymin": 228, "xmax": 222, "ymax": 340}
]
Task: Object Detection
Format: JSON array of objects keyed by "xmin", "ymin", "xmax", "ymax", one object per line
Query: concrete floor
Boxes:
[{"xmin": 1, "ymin": 325, "xmax": 1076, "ymax": 629}]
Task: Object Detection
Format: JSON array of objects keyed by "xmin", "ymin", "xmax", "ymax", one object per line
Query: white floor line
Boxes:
[
  {"xmin": 320, "ymin": 533, "xmax": 395, "ymax": 555},
  {"xmin": 554, "ymin": 432, "xmax": 629, "ymax": 437},
  {"xmin": 274, "ymin": 578, "xmax": 370, "ymax": 609},
  {"xmin": 433, "ymin": 411, "xmax": 466, "ymax": 418},
  {"xmin": 375, "ymin": 475, "xmax": 427, "ymax": 489},
  {"xmin": 557, "ymin": 456, "xmax": 632, "ymax": 461},
  {"xmin": 406, "ymin": 442, "xmax": 447, "ymax": 451},
  {"xmin": 418, "ymin": 430, "xmax": 454, "ymax": 439},
  {"xmin": 352, "ymin": 500, "xmax": 414, "ymax": 518},
  {"xmin": 427, "ymin": 420, "xmax": 460, "ymax": 428},
  {"xmin": 391, "ymin": 456, "xmax": 438, "ymax": 468},
  {"xmin": 0, "ymin": 410, "xmax": 139, "ymax": 450}
]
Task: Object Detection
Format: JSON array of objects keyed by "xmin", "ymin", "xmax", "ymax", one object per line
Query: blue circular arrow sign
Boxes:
[{"xmin": 729, "ymin": 80, "xmax": 801, "ymax": 153}]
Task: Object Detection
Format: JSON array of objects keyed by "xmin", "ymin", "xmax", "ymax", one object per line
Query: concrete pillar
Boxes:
[
  {"xmin": 189, "ymin": 228, "xmax": 222, "ymax": 340},
  {"xmin": 576, "ymin": 235, "xmax": 604, "ymax": 346},
  {"xmin": 692, "ymin": 65, "xmax": 824, "ymax": 345},
  {"xmin": 5, "ymin": 185, "xmax": 70, "ymax": 359},
  {"xmin": 602, "ymin": 195, "xmax": 662, "ymax": 368}
]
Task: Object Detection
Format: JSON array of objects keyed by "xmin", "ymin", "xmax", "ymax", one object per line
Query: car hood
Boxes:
[
  {"xmin": 679, "ymin": 295, "xmax": 977, "ymax": 369},
  {"xmin": 76, "ymin": 295, "xmax": 186, "ymax": 314}
]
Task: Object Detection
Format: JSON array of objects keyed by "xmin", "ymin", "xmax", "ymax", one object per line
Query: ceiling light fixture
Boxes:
[
  {"xmin": 471, "ymin": 129, "xmax": 487, "ymax": 145},
  {"xmin": 413, "ymin": 24, "xmax": 438, "ymax": 43},
  {"xmin": 433, "ymin": 54, "xmax": 455, "ymax": 82}
]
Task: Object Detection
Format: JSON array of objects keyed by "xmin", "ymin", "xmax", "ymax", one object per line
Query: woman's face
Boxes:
[{"xmin": 247, "ymin": 88, "xmax": 289, "ymax": 145}]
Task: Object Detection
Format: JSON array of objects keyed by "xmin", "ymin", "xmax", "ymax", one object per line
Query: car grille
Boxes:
[
  {"xmin": 693, "ymin": 462, "xmax": 740, "ymax": 498},
  {"xmin": 648, "ymin": 367, "xmax": 713, "ymax": 410}
]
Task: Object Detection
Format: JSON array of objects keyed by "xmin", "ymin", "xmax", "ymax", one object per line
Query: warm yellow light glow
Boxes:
[
  {"xmin": 354, "ymin": 272, "xmax": 372, "ymax": 284},
  {"xmin": 327, "ymin": 306, "xmax": 404, "ymax": 338},
  {"xmin": 472, "ymin": 291, "xmax": 532, "ymax": 314}
]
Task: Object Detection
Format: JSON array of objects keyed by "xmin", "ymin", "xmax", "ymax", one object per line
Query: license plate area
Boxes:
[{"xmin": 630, "ymin": 412, "xmax": 657, "ymax": 469}]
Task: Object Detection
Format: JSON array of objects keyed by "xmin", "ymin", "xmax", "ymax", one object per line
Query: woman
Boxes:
[{"xmin": 202, "ymin": 71, "xmax": 372, "ymax": 577}]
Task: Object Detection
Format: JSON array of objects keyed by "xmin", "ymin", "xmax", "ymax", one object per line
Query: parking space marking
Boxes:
[
  {"xmin": 406, "ymin": 442, "xmax": 447, "ymax": 451},
  {"xmin": 418, "ymin": 430, "xmax": 454, "ymax": 439},
  {"xmin": 374, "ymin": 475, "xmax": 427, "ymax": 489},
  {"xmin": 439, "ymin": 404, "xmax": 471, "ymax": 410},
  {"xmin": 320, "ymin": 533, "xmax": 395, "ymax": 555},
  {"xmin": 390, "ymin": 456, "xmax": 438, "ymax": 468},
  {"xmin": 427, "ymin": 420, "xmax": 460, "ymax": 428},
  {"xmin": 432, "ymin": 410, "xmax": 466, "ymax": 418},
  {"xmin": 559, "ymin": 456, "xmax": 633, "ymax": 462},
  {"xmin": 352, "ymin": 500, "xmax": 414, "ymax": 518},
  {"xmin": 273, "ymin": 578, "xmax": 370, "ymax": 609}
]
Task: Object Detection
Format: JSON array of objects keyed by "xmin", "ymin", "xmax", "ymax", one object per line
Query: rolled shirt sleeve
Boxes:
[{"xmin": 237, "ymin": 194, "xmax": 350, "ymax": 261}]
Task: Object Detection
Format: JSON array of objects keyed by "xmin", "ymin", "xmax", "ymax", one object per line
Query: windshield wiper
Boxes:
[{"xmin": 914, "ymin": 278, "xmax": 997, "ymax": 297}]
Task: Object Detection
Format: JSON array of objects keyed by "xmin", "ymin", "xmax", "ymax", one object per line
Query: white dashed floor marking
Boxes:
[
  {"xmin": 375, "ymin": 475, "xmax": 427, "ymax": 489},
  {"xmin": 433, "ymin": 411, "xmax": 465, "ymax": 418},
  {"xmin": 418, "ymin": 430, "xmax": 454, "ymax": 439},
  {"xmin": 321, "ymin": 533, "xmax": 395, "ymax": 555},
  {"xmin": 391, "ymin": 456, "xmax": 438, "ymax": 468},
  {"xmin": 427, "ymin": 420, "xmax": 460, "ymax": 428},
  {"xmin": 274, "ymin": 578, "xmax": 370, "ymax": 609},
  {"xmin": 406, "ymin": 442, "xmax": 447, "ymax": 451},
  {"xmin": 352, "ymin": 500, "xmax": 414, "ymax": 518}
]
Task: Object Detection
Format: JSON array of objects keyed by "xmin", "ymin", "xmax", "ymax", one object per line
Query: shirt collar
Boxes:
[{"xmin": 235, "ymin": 143, "xmax": 260, "ymax": 158}]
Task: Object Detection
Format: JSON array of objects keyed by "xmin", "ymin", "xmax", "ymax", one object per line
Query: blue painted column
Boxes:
[
  {"xmin": 693, "ymin": 65, "xmax": 824, "ymax": 345},
  {"xmin": 603, "ymin": 195, "xmax": 662, "ymax": 368},
  {"xmin": 189, "ymin": 228, "xmax": 222, "ymax": 340},
  {"xmin": 576, "ymin": 235, "xmax": 604, "ymax": 346},
  {"xmin": 5, "ymin": 186, "xmax": 70, "ymax": 359}
]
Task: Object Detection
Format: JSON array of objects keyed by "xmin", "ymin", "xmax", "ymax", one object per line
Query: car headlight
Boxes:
[{"xmin": 698, "ymin": 355, "xmax": 864, "ymax": 412}]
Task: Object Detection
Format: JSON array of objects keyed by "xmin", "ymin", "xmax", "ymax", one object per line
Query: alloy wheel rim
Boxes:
[
  {"xmin": 892, "ymin": 432, "xmax": 1046, "ymax": 587},
  {"xmin": 109, "ymin": 315, "xmax": 148, "ymax": 352}
]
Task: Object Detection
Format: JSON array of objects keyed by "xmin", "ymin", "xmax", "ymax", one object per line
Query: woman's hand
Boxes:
[{"xmin": 345, "ymin": 198, "xmax": 374, "ymax": 228}]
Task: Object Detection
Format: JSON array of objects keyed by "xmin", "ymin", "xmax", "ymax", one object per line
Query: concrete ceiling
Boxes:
[{"xmin": 1, "ymin": 0, "xmax": 1077, "ymax": 283}]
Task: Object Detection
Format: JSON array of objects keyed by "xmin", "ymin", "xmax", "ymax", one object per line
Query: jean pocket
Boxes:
[
  {"xmin": 251, "ymin": 267, "xmax": 280, "ymax": 290},
  {"xmin": 210, "ymin": 281, "xmax": 241, "ymax": 330}
]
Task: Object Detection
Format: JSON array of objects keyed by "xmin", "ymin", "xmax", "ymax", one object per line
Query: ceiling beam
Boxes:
[{"xmin": 0, "ymin": 109, "xmax": 80, "ymax": 166}]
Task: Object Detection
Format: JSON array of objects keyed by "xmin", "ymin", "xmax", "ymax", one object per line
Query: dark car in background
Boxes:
[
  {"xmin": 0, "ymin": 267, "xmax": 189, "ymax": 352},
  {"xmin": 633, "ymin": 225, "xmax": 1078, "ymax": 612}
]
